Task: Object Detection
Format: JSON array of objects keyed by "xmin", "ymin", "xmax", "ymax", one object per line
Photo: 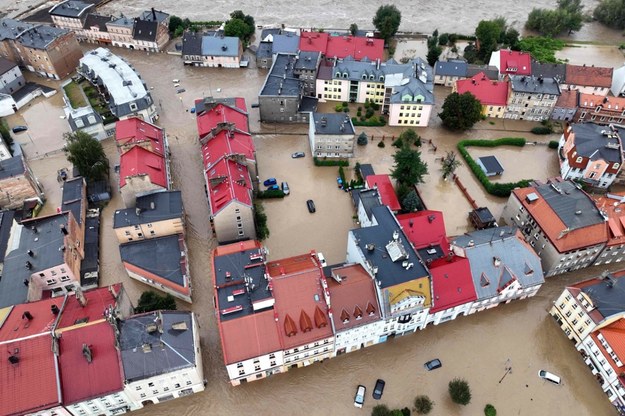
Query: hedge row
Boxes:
[
  {"xmin": 457, "ymin": 138, "xmax": 532, "ymax": 197},
  {"xmin": 256, "ymin": 189, "xmax": 285, "ymax": 199},
  {"xmin": 313, "ymin": 157, "xmax": 349, "ymax": 167},
  {"xmin": 351, "ymin": 117, "xmax": 386, "ymax": 127},
  {"xmin": 531, "ymin": 126, "xmax": 553, "ymax": 135}
]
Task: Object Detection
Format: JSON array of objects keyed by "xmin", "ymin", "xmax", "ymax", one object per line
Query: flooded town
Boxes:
[{"xmin": 2, "ymin": 0, "xmax": 625, "ymax": 416}]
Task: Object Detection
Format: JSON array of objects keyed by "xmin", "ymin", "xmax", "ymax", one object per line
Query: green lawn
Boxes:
[{"xmin": 62, "ymin": 81, "xmax": 88, "ymax": 109}]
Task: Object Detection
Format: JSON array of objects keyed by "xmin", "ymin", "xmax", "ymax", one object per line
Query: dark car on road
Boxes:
[
  {"xmin": 291, "ymin": 151, "xmax": 305, "ymax": 158},
  {"xmin": 12, "ymin": 125, "xmax": 27, "ymax": 133},
  {"xmin": 263, "ymin": 178, "xmax": 277, "ymax": 186},
  {"xmin": 372, "ymin": 379, "xmax": 385, "ymax": 400},
  {"xmin": 306, "ymin": 199, "xmax": 316, "ymax": 213},
  {"xmin": 424, "ymin": 358, "xmax": 442, "ymax": 371}
]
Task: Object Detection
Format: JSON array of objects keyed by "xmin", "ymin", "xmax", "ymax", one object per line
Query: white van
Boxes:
[
  {"xmin": 538, "ymin": 370, "xmax": 561, "ymax": 385},
  {"xmin": 172, "ymin": 79, "xmax": 180, "ymax": 83}
]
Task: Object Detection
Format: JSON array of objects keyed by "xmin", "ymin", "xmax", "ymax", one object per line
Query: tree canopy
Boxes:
[
  {"xmin": 475, "ymin": 20, "xmax": 502, "ymax": 62},
  {"xmin": 391, "ymin": 144, "xmax": 428, "ymax": 186},
  {"xmin": 224, "ymin": 10, "xmax": 255, "ymax": 45},
  {"xmin": 448, "ymin": 378, "xmax": 472, "ymax": 406},
  {"xmin": 373, "ymin": 5, "xmax": 402, "ymax": 42},
  {"xmin": 525, "ymin": 0, "xmax": 584, "ymax": 36},
  {"xmin": 63, "ymin": 131, "xmax": 109, "ymax": 182},
  {"xmin": 135, "ymin": 291, "xmax": 177, "ymax": 313},
  {"xmin": 438, "ymin": 92, "xmax": 483, "ymax": 131},
  {"xmin": 594, "ymin": 0, "xmax": 625, "ymax": 29}
]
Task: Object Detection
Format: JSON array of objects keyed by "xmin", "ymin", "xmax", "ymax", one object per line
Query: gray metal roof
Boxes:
[
  {"xmin": 0, "ymin": 210, "xmax": 15, "ymax": 264},
  {"xmin": 358, "ymin": 163, "xmax": 375, "ymax": 179},
  {"xmin": 138, "ymin": 9, "xmax": 169, "ymax": 23},
  {"xmin": 119, "ymin": 311, "xmax": 197, "ymax": 382},
  {"xmin": 113, "ymin": 190, "xmax": 182, "ymax": 228},
  {"xmin": 510, "ymin": 75, "xmax": 561, "ymax": 95},
  {"xmin": 0, "ymin": 57, "xmax": 17, "ymax": 76},
  {"xmin": 581, "ymin": 275, "xmax": 625, "ymax": 319},
  {"xmin": 213, "ymin": 246, "xmax": 272, "ymax": 322},
  {"xmin": 271, "ymin": 33, "xmax": 300, "ymax": 54},
  {"xmin": 531, "ymin": 61, "xmax": 566, "ymax": 82},
  {"xmin": 49, "ymin": 0, "xmax": 93, "ymax": 18},
  {"xmin": 260, "ymin": 28, "xmax": 281, "ymax": 41},
  {"xmin": 61, "ymin": 177, "xmax": 84, "ymax": 225},
  {"xmin": 133, "ymin": 20, "xmax": 158, "ymax": 42},
  {"xmin": 477, "ymin": 156, "xmax": 504, "ymax": 174},
  {"xmin": 295, "ymin": 51, "xmax": 320, "ymax": 71},
  {"xmin": 201, "ymin": 35, "xmax": 240, "ymax": 57},
  {"xmin": 466, "ymin": 64, "xmax": 499, "ymax": 80},
  {"xmin": 434, "ymin": 60, "xmax": 468, "ymax": 77},
  {"xmin": 299, "ymin": 96, "xmax": 318, "ymax": 112},
  {"xmin": 571, "ymin": 122, "xmax": 622, "ymax": 163},
  {"xmin": 83, "ymin": 14, "xmax": 112, "ymax": 32},
  {"xmin": 0, "ymin": 213, "xmax": 70, "ymax": 308},
  {"xmin": 107, "ymin": 16, "xmax": 134, "ymax": 28},
  {"xmin": 119, "ymin": 235, "xmax": 185, "ymax": 286},
  {"xmin": 67, "ymin": 106, "xmax": 103, "ymax": 132},
  {"xmin": 350, "ymin": 205, "xmax": 429, "ymax": 289},
  {"xmin": 80, "ymin": 215, "xmax": 99, "ymax": 287},
  {"xmin": 535, "ymin": 180, "xmax": 605, "ymax": 230},
  {"xmin": 352, "ymin": 188, "xmax": 382, "ymax": 220},
  {"xmin": 259, "ymin": 53, "xmax": 302, "ymax": 97},
  {"xmin": 0, "ymin": 155, "xmax": 26, "ymax": 180},
  {"xmin": 312, "ymin": 112, "xmax": 354, "ymax": 135},
  {"xmin": 15, "ymin": 24, "xmax": 69, "ymax": 50},
  {"xmin": 452, "ymin": 226, "xmax": 544, "ymax": 301},
  {"xmin": 181, "ymin": 31, "xmax": 202, "ymax": 56},
  {"xmin": 0, "ymin": 19, "xmax": 34, "ymax": 41},
  {"xmin": 256, "ymin": 41, "xmax": 273, "ymax": 59}
]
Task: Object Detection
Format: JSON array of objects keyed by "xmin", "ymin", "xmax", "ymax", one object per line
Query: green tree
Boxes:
[
  {"xmin": 502, "ymin": 27, "xmax": 520, "ymax": 49},
  {"xmin": 441, "ymin": 151, "xmax": 462, "ymax": 180},
  {"xmin": 372, "ymin": 5, "xmax": 402, "ymax": 42},
  {"xmin": 448, "ymin": 378, "xmax": 472, "ymax": 406},
  {"xmin": 391, "ymin": 145, "xmax": 428, "ymax": 186},
  {"xmin": 594, "ymin": 0, "xmax": 625, "ymax": 29},
  {"xmin": 135, "ymin": 291, "xmax": 177, "ymax": 313},
  {"xmin": 254, "ymin": 202, "xmax": 269, "ymax": 240},
  {"xmin": 350, "ymin": 23, "xmax": 359, "ymax": 35},
  {"xmin": 63, "ymin": 131, "xmax": 109, "ymax": 181},
  {"xmin": 399, "ymin": 128, "xmax": 418, "ymax": 144},
  {"xmin": 463, "ymin": 42, "xmax": 480, "ymax": 64},
  {"xmin": 224, "ymin": 18, "xmax": 252, "ymax": 41},
  {"xmin": 484, "ymin": 404, "xmax": 497, "ymax": 416},
  {"xmin": 518, "ymin": 36, "xmax": 565, "ymax": 63},
  {"xmin": 357, "ymin": 132, "xmax": 369, "ymax": 145},
  {"xmin": 525, "ymin": 0, "xmax": 584, "ymax": 36},
  {"xmin": 372, "ymin": 404, "xmax": 391, "ymax": 416},
  {"xmin": 438, "ymin": 92, "xmax": 483, "ymax": 131},
  {"xmin": 475, "ymin": 19, "xmax": 501, "ymax": 62},
  {"xmin": 168, "ymin": 15, "xmax": 183, "ymax": 34},
  {"xmin": 426, "ymin": 45, "xmax": 442, "ymax": 67},
  {"xmin": 402, "ymin": 189, "xmax": 420, "ymax": 212},
  {"xmin": 438, "ymin": 33, "xmax": 449, "ymax": 45},
  {"xmin": 0, "ymin": 118, "xmax": 13, "ymax": 155},
  {"xmin": 414, "ymin": 395, "xmax": 433, "ymax": 414}
]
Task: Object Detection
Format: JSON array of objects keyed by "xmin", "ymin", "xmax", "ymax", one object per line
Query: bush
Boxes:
[
  {"xmin": 254, "ymin": 203, "xmax": 269, "ymax": 240},
  {"xmin": 372, "ymin": 405, "xmax": 391, "ymax": 416},
  {"xmin": 378, "ymin": 141, "xmax": 386, "ymax": 148},
  {"xmin": 484, "ymin": 404, "xmax": 497, "ymax": 416},
  {"xmin": 342, "ymin": 101, "xmax": 349, "ymax": 107},
  {"xmin": 366, "ymin": 107, "xmax": 375, "ymax": 118},
  {"xmin": 135, "ymin": 291, "xmax": 177, "ymax": 313},
  {"xmin": 256, "ymin": 189, "xmax": 285, "ymax": 198},
  {"xmin": 313, "ymin": 157, "xmax": 349, "ymax": 166},
  {"xmin": 548, "ymin": 140, "xmax": 559, "ymax": 149},
  {"xmin": 338, "ymin": 166, "xmax": 346, "ymax": 184},
  {"xmin": 357, "ymin": 132, "xmax": 368, "ymax": 145},
  {"xmin": 414, "ymin": 395, "xmax": 433, "ymax": 414},
  {"xmin": 531, "ymin": 126, "xmax": 553, "ymax": 135},
  {"xmin": 457, "ymin": 138, "xmax": 532, "ymax": 197},
  {"xmin": 335, "ymin": 104, "xmax": 344, "ymax": 112},
  {"xmin": 343, "ymin": 107, "xmax": 350, "ymax": 113},
  {"xmin": 400, "ymin": 408, "xmax": 411, "ymax": 416},
  {"xmin": 448, "ymin": 378, "xmax": 471, "ymax": 406},
  {"xmin": 357, "ymin": 111, "xmax": 362, "ymax": 117},
  {"xmin": 392, "ymin": 138, "xmax": 404, "ymax": 148}
]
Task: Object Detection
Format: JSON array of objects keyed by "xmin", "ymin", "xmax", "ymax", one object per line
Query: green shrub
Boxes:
[
  {"xmin": 531, "ymin": 126, "xmax": 552, "ymax": 135},
  {"xmin": 313, "ymin": 157, "xmax": 349, "ymax": 167},
  {"xmin": 548, "ymin": 140, "xmax": 559, "ymax": 149},
  {"xmin": 338, "ymin": 166, "xmax": 346, "ymax": 184},
  {"xmin": 357, "ymin": 106, "xmax": 362, "ymax": 111},
  {"xmin": 343, "ymin": 107, "xmax": 349, "ymax": 113},
  {"xmin": 414, "ymin": 395, "xmax": 433, "ymax": 414},
  {"xmin": 357, "ymin": 111, "xmax": 362, "ymax": 117},
  {"xmin": 256, "ymin": 189, "xmax": 285, "ymax": 198},
  {"xmin": 484, "ymin": 404, "xmax": 496, "ymax": 416},
  {"xmin": 372, "ymin": 405, "xmax": 391, "ymax": 416},
  {"xmin": 254, "ymin": 203, "xmax": 269, "ymax": 240},
  {"xmin": 378, "ymin": 141, "xmax": 386, "ymax": 148},
  {"xmin": 342, "ymin": 101, "xmax": 349, "ymax": 107},
  {"xmin": 335, "ymin": 104, "xmax": 344, "ymax": 112},
  {"xmin": 357, "ymin": 132, "xmax": 368, "ymax": 145},
  {"xmin": 392, "ymin": 138, "xmax": 404, "ymax": 148},
  {"xmin": 448, "ymin": 378, "xmax": 471, "ymax": 405}
]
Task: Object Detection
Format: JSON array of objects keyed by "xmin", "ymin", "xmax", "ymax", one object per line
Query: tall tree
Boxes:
[
  {"xmin": 475, "ymin": 20, "xmax": 501, "ymax": 62},
  {"xmin": 391, "ymin": 145, "xmax": 428, "ymax": 186},
  {"xmin": 63, "ymin": 131, "xmax": 109, "ymax": 181},
  {"xmin": 135, "ymin": 291, "xmax": 177, "ymax": 313},
  {"xmin": 438, "ymin": 92, "xmax": 483, "ymax": 131},
  {"xmin": 525, "ymin": 0, "xmax": 584, "ymax": 36},
  {"xmin": 594, "ymin": 0, "xmax": 625, "ymax": 29},
  {"xmin": 441, "ymin": 151, "xmax": 462, "ymax": 180},
  {"xmin": 372, "ymin": 5, "xmax": 402, "ymax": 43},
  {"xmin": 349, "ymin": 23, "xmax": 359, "ymax": 36}
]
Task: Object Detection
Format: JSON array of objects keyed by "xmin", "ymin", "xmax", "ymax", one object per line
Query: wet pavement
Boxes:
[{"xmin": 12, "ymin": 41, "xmax": 623, "ymax": 416}]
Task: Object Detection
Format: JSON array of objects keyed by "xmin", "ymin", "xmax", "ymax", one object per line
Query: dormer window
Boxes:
[
  {"xmin": 596, "ymin": 106, "xmax": 602, "ymax": 113},
  {"xmin": 343, "ymin": 72, "xmax": 348, "ymax": 78},
  {"xmin": 379, "ymin": 75, "xmax": 384, "ymax": 81},
  {"xmin": 614, "ymin": 163, "xmax": 620, "ymax": 169},
  {"xmin": 362, "ymin": 73, "xmax": 367, "ymax": 80},
  {"xmin": 335, "ymin": 72, "xmax": 341, "ymax": 78},
  {"xmin": 576, "ymin": 157, "xmax": 583, "ymax": 163},
  {"xmin": 369, "ymin": 74, "xmax": 375, "ymax": 80}
]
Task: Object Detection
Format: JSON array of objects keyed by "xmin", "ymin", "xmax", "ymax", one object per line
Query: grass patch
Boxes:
[
  {"xmin": 80, "ymin": 81, "xmax": 118, "ymax": 125},
  {"xmin": 313, "ymin": 157, "xmax": 349, "ymax": 167},
  {"xmin": 63, "ymin": 81, "xmax": 88, "ymax": 109},
  {"xmin": 457, "ymin": 138, "xmax": 532, "ymax": 197}
]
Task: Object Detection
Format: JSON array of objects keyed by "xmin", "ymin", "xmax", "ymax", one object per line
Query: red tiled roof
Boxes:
[
  {"xmin": 57, "ymin": 285, "xmax": 121, "ymax": 330},
  {"xmin": 499, "ymin": 50, "xmax": 531, "ymax": 76},
  {"xmin": 456, "ymin": 72, "xmax": 509, "ymax": 106},
  {"xmin": 0, "ymin": 335, "xmax": 60, "ymax": 415},
  {"xmin": 592, "ymin": 193, "xmax": 625, "ymax": 246},
  {"xmin": 397, "ymin": 210, "xmax": 448, "ymax": 253},
  {"xmin": 578, "ymin": 93, "xmax": 625, "ymax": 111},
  {"xmin": 115, "ymin": 117, "xmax": 165, "ymax": 156},
  {"xmin": 201, "ymin": 129, "xmax": 255, "ymax": 167},
  {"xmin": 205, "ymin": 158, "xmax": 253, "ymax": 214},
  {"xmin": 366, "ymin": 175, "xmax": 401, "ymax": 211},
  {"xmin": 119, "ymin": 146, "xmax": 168, "ymax": 189},
  {"xmin": 299, "ymin": 32, "xmax": 329, "ymax": 53},
  {"xmin": 219, "ymin": 309, "xmax": 282, "ymax": 364},
  {"xmin": 325, "ymin": 35, "xmax": 384, "ymax": 61},
  {"xmin": 429, "ymin": 256, "xmax": 476, "ymax": 313},
  {"xmin": 214, "ymin": 239, "xmax": 262, "ymax": 257},
  {"xmin": 326, "ymin": 264, "xmax": 381, "ymax": 332},
  {"xmin": 268, "ymin": 253, "xmax": 333, "ymax": 350},
  {"xmin": 58, "ymin": 321, "xmax": 123, "ymax": 404},
  {"xmin": 590, "ymin": 318, "xmax": 625, "ymax": 377},
  {"xmin": 556, "ymin": 89, "xmax": 579, "ymax": 108},
  {"xmin": 0, "ymin": 298, "xmax": 63, "ymax": 342},
  {"xmin": 196, "ymin": 100, "xmax": 249, "ymax": 139},
  {"xmin": 566, "ymin": 65, "xmax": 613, "ymax": 88},
  {"xmin": 513, "ymin": 186, "xmax": 608, "ymax": 252}
]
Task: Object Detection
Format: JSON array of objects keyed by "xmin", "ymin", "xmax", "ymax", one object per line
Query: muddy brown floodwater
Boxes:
[{"xmin": 17, "ymin": 46, "xmax": 621, "ymax": 415}]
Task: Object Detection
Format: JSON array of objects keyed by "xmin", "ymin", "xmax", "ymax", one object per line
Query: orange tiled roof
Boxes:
[
  {"xmin": 566, "ymin": 65, "xmax": 613, "ymax": 88},
  {"xmin": 592, "ymin": 193, "xmax": 625, "ymax": 246},
  {"xmin": 555, "ymin": 89, "xmax": 579, "ymax": 108}
]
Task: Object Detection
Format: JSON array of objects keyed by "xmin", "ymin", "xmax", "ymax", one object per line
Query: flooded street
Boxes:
[{"xmin": 10, "ymin": 36, "xmax": 622, "ymax": 416}]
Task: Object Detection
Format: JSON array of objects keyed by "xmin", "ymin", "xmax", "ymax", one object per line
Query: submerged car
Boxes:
[
  {"xmin": 291, "ymin": 151, "xmax": 305, "ymax": 158},
  {"xmin": 424, "ymin": 358, "xmax": 442, "ymax": 371},
  {"xmin": 354, "ymin": 385, "xmax": 366, "ymax": 408},
  {"xmin": 12, "ymin": 125, "xmax": 27, "ymax": 133},
  {"xmin": 372, "ymin": 379, "xmax": 385, "ymax": 400}
]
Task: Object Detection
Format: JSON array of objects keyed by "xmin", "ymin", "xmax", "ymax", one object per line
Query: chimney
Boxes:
[
  {"xmin": 27, "ymin": 250, "xmax": 34, "ymax": 257},
  {"xmin": 60, "ymin": 224, "xmax": 68, "ymax": 235},
  {"xmin": 76, "ymin": 289, "xmax": 88, "ymax": 307},
  {"xmin": 51, "ymin": 304, "xmax": 60, "ymax": 315},
  {"xmin": 8, "ymin": 355, "xmax": 19, "ymax": 364},
  {"xmin": 82, "ymin": 344, "xmax": 93, "ymax": 363},
  {"xmin": 31, "ymin": 225, "xmax": 37, "ymax": 234},
  {"xmin": 25, "ymin": 261, "xmax": 32, "ymax": 270},
  {"xmin": 151, "ymin": 7, "xmax": 156, "ymax": 21},
  {"xmin": 22, "ymin": 311, "xmax": 33, "ymax": 320}
]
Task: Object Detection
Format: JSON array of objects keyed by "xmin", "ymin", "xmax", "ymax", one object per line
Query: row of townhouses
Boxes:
[
  {"xmin": 0, "ymin": 284, "xmax": 204, "ymax": 416},
  {"xmin": 211, "ymin": 166, "xmax": 545, "ymax": 385}
]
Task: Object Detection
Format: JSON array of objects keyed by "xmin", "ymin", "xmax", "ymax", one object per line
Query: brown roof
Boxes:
[
  {"xmin": 0, "ymin": 57, "xmax": 17, "ymax": 76},
  {"xmin": 219, "ymin": 309, "xmax": 282, "ymax": 364},
  {"xmin": 592, "ymin": 193, "xmax": 625, "ymax": 246},
  {"xmin": 513, "ymin": 186, "xmax": 607, "ymax": 252},
  {"xmin": 326, "ymin": 264, "xmax": 382, "ymax": 332},
  {"xmin": 565, "ymin": 65, "xmax": 613, "ymax": 88},
  {"xmin": 555, "ymin": 89, "xmax": 579, "ymax": 108}
]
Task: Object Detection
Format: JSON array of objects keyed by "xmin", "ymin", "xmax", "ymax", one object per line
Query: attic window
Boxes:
[{"xmin": 480, "ymin": 273, "xmax": 490, "ymax": 287}]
